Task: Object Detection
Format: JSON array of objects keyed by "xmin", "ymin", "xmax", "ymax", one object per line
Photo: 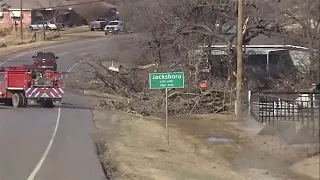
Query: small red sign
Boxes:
[{"xmin": 200, "ymin": 81, "xmax": 207, "ymax": 88}]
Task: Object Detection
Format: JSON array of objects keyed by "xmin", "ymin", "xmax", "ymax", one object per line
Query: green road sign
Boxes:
[{"xmin": 149, "ymin": 72, "xmax": 184, "ymax": 89}]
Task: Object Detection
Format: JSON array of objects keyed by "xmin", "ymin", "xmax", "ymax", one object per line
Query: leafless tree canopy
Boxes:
[
  {"xmin": 271, "ymin": 0, "xmax": 319, "ymax": 80},
  {"xmin": 71, "ymin": 0, "xmax": 117, "ymax": 22},
  {"xmin": 75, "ymin": 0, "xmax": 319, "ymax": 116},
  {"xmin": 117, "ymin": 0, "xmax": 282, "ymax": 84}
]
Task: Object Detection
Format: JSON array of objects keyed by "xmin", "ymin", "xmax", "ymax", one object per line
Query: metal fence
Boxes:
[{"xmin": 248, "ymin": 91, "xmax": 320, "ymax": 136}]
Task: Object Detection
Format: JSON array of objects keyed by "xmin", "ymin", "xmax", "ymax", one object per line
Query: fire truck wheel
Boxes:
[{"xmin": 12, "ymin": 93, "xmax": 23, "ymax": 108}]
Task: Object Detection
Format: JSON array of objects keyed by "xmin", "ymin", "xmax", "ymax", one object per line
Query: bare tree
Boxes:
[
  {"xmin": 76, "ymin": 0, "xmax": 288, "ymax": 116},
  {"xmin": 118, "ymin": 0, "xmax": 280, "ymax": 79},
  {"xmin": 71, "ymin": 1, "xmax": 117, "ymax": 22},
  {"xmin": 269, "ymin": 0, "xmax": 319, "ymax": 82}
]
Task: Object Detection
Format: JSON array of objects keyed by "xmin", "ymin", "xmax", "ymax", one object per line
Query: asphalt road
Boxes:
[{"xmin": 0, "ymin": 35, "xmax": 113, "ymax": 180}]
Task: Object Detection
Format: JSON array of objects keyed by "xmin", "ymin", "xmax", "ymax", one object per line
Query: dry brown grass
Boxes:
[
  {"xmin": 94, "ymin": 111, "xmax": 249, "ymax": 180},
  {"xmin": 0, "ymin": 26, "xmax": 102, "ymax": 57},
  {"xmin": 0, "ymin": 35, "xmax": 87, "ymax": 55},
  {"xmin": 92, "ymin": 108, "xmax": 320, "ymax": 180},
  {"xmin": 0, "ymin": 26, "xmax": 90, "ymax": 45}
]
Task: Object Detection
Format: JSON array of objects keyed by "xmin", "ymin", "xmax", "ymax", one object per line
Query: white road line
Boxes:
[
  {"xmin": 79, "ymin": 52, "xmax": 88, "ymax": 56},
  {"xmin": 27, "ymin": 52, "xmax": 104, "ymax": 180},
  {"xmin": 27, "ymin": 108, "xmax": 61, "ymax": 180},
  {"xmin": 0, "ymin": 37, "xmax": 110, "ymax": 66}
]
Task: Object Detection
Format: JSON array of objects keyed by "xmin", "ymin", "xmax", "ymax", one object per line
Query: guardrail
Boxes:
[{"xmin": 248, "ymin": 91, "xmax": 320, "ymax": 136}]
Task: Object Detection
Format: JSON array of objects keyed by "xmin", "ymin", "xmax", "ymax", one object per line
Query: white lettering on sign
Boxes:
[{"xmin": 152, "ymin": 74, "xmax": 182, "ymax": 80}]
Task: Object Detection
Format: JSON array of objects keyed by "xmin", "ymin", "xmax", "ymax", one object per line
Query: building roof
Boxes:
[
  {"xmin": 5, "ymin": 0, "xmax": 116, "ymax": 10},
  {"xmin": 249, "ymin": 35, "xmax": 284, "ymax": 45},
  {"xmin": 210, "ymin": 48, "xmax": 288, "ymax": 55},
  {"xmin": 200, "ymin": 44, "xmax": 309, "ymax": 51}
]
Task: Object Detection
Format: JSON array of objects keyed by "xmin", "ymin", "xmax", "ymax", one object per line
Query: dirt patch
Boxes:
[
  {"xmin": 92, "ymin": 109, "xmax": 320, "ymax": 180},
  {"xmin": 288, "ymin": 154, "xmax": 319, "ymax": 179},
  {"xmin": 232, "ymin": 135, "xmax": 319, "ymax": 180},
  {"xmin": 168, "ymin": 114, "xmax": 242, "ymax": 162}
]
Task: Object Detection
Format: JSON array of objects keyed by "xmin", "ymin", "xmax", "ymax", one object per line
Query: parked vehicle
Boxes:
[
  {"xmin": 0, "ymin": 65, "xmax": 65, "ymax": 108},
  {"xmin": 55, "ymin": 22, "xmax": 65, "ymax": 28},
  {"xmin": 88, "ymin": 18, "xmax": 109, "ymax": 31},
  {"xmin": 32, "ymin": 52, "xmax": 58, "ymax": 71},
  {"xmin": 104, "ymin": 20, "xmax": 125, "ymax": 35},
  {"xmin": 28, "ymin": 21, "xmax": 62, "ymax": 31}
]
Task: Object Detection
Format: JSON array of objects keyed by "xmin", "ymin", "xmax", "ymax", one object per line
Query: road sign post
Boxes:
[
  {"xmin": 149, "ymin": 72, "xmax": 184, "ymax": 144},
  {"xmin": 165, "ymin": 88, "xmax": 168, "ymax": 144}
]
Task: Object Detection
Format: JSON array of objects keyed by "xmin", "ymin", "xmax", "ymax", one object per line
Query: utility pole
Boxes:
[
  {"xmin": 20, "ymin": 0, "xmax": 23, "ymax": 39},
  {"xmin": 316, "ymin": 40, "xmax": 320, "ymax": 83},
  {"xmin": 317, "ymin": 1, "xmax": 320, "ymax": 84},
  {"xmin": 235, "ymin": 0, "xmax": 244, "ymax": 120},
  {"xmin": 317, "ymin": 51, "xmax": 320, "ymax": 83}
]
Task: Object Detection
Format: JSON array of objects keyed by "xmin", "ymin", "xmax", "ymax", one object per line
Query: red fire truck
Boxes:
[{"xmin": 0, "ymin": 65, "xmax": 64, "ymax": 108}]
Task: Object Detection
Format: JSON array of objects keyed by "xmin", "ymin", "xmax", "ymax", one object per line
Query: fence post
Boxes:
[
  {"xmin": 310, "ymin": 92, "xmax": 314, "ymax": 135},
  {"xmin": 235, "ymin": 100, "xmax": 237, "ymax": 116},
  {"xmin": 248, "ymin": 90, "xmax": 251, "ymax": 115}
]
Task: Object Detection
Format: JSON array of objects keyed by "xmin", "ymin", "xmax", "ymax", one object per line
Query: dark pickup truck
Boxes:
[
  {"xmin": 32, "ymin": 52, "xmax": 58, "ymax": 71},
  {"xmin": 88, "ymin": 18, "xmax": 109, "ymax": 31}
]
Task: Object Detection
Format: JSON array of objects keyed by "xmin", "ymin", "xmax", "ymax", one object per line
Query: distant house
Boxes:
[
  {"xmin": 0, "ymin": 8, "xmax": 31, "ymax": 28},
  {"xmin": 31, "ymin": 8, "xmax": 86, "ymax": 27},
  {"xmin": 208, "ymin": 45, "xmax": 299, "ymax": 79},
  {"xmin": 0, "ymin": 0, "xmax": 116, "ymax": 28},
  {"xmin": 191, "ymin": 43, "xmax": 311, "ymax": 90}
]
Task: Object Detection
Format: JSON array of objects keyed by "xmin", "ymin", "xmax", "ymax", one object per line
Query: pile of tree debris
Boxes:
[{"xmin": 75, "ymin": 56, "xmax": 234, "ymax": 116}]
